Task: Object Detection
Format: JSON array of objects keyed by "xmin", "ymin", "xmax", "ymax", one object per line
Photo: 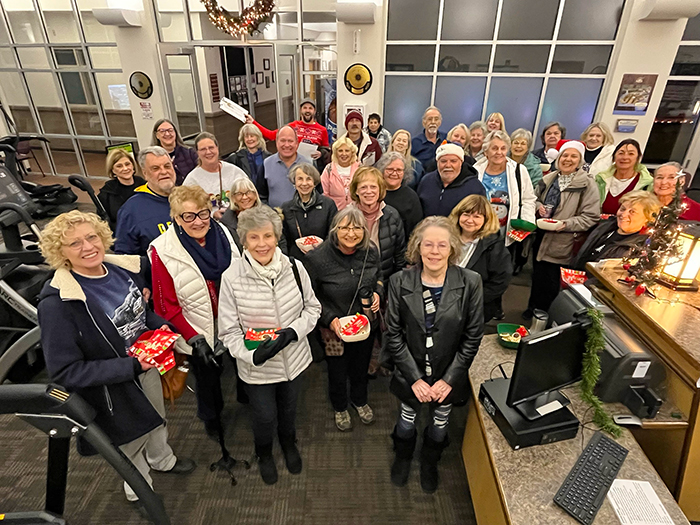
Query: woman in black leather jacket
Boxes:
[{"xmin": 384, "ymin": 216, "xmax": 484, "ymax": 494}]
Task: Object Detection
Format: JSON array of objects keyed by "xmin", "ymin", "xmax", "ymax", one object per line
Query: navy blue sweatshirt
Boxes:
[
  {"xmin": 114, "ymin": 185, "xmax": 172, "ymax": 255},
  {"xmin": 417, "ymin": 167, "xmax": 486, "ymax": 217}
]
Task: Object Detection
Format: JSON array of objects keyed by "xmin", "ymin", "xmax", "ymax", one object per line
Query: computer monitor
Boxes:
[{"xmin": 506, "ymin": 322, "xmax": 586, "ymax": 421}]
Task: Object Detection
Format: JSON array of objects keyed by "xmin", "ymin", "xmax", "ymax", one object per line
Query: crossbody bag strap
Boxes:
[
  {"xmin": 346, "ymin": 247, "xmax": 370, "ymax": 316},
  {"xmin": 514, "ymin": 163, "xmax": 523, "ymax": 220},
  {"xmin": 289, "ymin": 256, "xmax": 304, "ymax": 303}
]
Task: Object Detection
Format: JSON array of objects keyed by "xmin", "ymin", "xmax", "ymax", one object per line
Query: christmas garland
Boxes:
[
  {"xmin": 201, "ymin": 0, "xmax": 274, "ymax": 38},
  {"xmin": 582, "ymin": 308, "xmax": 622, "ymax": 438}
]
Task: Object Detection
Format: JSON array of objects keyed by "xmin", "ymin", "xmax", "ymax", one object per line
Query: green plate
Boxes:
[
  {"xmin": 497, "ymin": 323, "xmax": 528, "ymax": 349},
  {"xmin": 510, "ymin": 219, "xmax": 537, "ymax": 232},
  {"xmin": 244, "ymin": 328, "xmax": 279, "ymax": 350}
]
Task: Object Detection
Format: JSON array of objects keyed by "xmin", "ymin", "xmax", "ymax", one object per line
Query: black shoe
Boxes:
[
  {"xmin": 204, "ymin": 419, "xmax": 220, "ymax": 441},
  {"xmin": 391, "ymin": 428, "xmax": 416, "ymax": 487},
  {"xmin": 521, "ymin": 309, "xmax": 533, "ymax": 321},
  {"xmin": 494, "ymin": 308, "xmax": 506, "ymax": 320},
  {"xmin": 255, "ymin": 442, "xmax": 278, "ymax": 485},
  {"xmin": 160, "ymin": 457, "xmax": 196, "ymax": 475},
  {"xmin": 420, "ymin": 429, "xmax": 449, "ymax": 494},
  {"xmin": 279, "ymin": 433, "xmax": 302, "ymax": 474}
]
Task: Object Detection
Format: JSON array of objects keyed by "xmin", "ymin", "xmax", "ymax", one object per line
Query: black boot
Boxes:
[
  {"xmin": 420, "ymin": 428, "xmax": 449, "ymax": 493},
  {"xmin": 279, "ymin": 433, "xmax": 302, "ymax": 474},
  {"xmin": 390, "ymin": 428, "xmax": 416, "ymax": 487},
  {"xmin": 255, "ymin": 442, "xmax": 278, "ymax": 485}
]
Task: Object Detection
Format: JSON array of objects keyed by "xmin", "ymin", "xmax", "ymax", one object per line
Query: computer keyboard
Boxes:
[{"xmin": 553, "ymin": 431, "xmax": 628, "ymax": 524}]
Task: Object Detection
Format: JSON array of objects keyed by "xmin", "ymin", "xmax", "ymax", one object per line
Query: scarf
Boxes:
[
  {"xmin": 357, "ymin": 200, "xmax": 383, "ymax": 235},
  {"xmin": 177, "ymin": 221, "xmax": 232, "ymax": 282},
  {"xmin": 294, "ymin": 189, "xmax": 318, "ymax": 212},
  {"xmin": 244, "ymin": 247, "xmax": 284, "ymax": 284}
]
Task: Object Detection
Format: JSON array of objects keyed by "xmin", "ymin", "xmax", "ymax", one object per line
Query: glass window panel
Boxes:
[
  {"xmin": 59, "ymin": 71, "xmax": 104, "ymax": 135},
  {"xmin": 434, "ymin": 77, "xmax": 487, "ymax": 131},
  {"xmin": 672, "ymin": 46, "xmax": 700, "ymax": 76},
  {"xmin": 17, "ymin": 47, "xmax": 50, "ymax": 68},
  {"xmin": 386, "ymin": 45, "xmax": 435, "ymax": 72},
  {"xmin": 0, "ymin": 47, "xmax": 16, "ymax": 68},
  {"xmin": 88, "ymin": 47, "xmax": 121, "ymax": 69},
  {"xmin": 301, "ymin": 75, "xmax": 335, "ymax": 136},
  {"xmin": 25, "ymin": 72, "xmax": 71, "ymax": 134},
  {"xmin": 48, "ymin": 138, "xmax": 81, "ymax": 175},
  {"xmin": 387, "ymin": 0, "xmax": 439, "ymax": 40},
  {"xmin": 538, "ymin": 78, "xmax": 603, "ymax": 148},
  {"xmin": 166, "ymin": 55, "xmax": 200, "ymax": 138},
  {"xmin": 260, "ymin": 12, "xmax": 298, "ymax": 41},
  {"xmin": 383, "ymin": 76, "xmax": 432, "ymax": 138},
  {"xmin": 188, "ymin": 0, "xmax": 238, "ymax": 40},
  {"xmin": 155, "ymin": 0, "xmax": 189, "ymax": 42},
  {"xmin": 559, "ymin": 0, "xmax": 624, "ymax": 41},
  {"xmin": 78, "ymin": 138, "xmax": 107, "ymax": 176},
  {"xmin": 95, "ymin": 72, "xmax": 135, "ymax": 137},
  {"xmin": 683, "ymin": 14, "xmax": 700, "ymax": 41},
  {"xmin": 302, "ymin": 45, "xmax": 337, "ymax": 72},
  {"xmin": 442, "ymin": 0, "xmax": 497, "ymax": 40},
  {"xmin": 493, "ymin": 45, "xmax": 550, "ymax": 74},
  {"xmin": 302, "ymin": 9, "xmax": 336, "ymax": 42},
  {"xmin": 0, "ymin": 15, "xmax": 12, "ymax": 44},
  {"xmin": 438, "ymin": 45, "xmax": 490, "ymax": 72},
  {"xmin": 0, "ymin": 71, "xmax": 37, "ymax": 133},
  {"xmin": 273, "ymin": 0, "xmax": 296, "ymax": 10},
  {"xmin": 76, "ymin": 0, "xmax": 116, "ymax": 43},
  {"xmin": 486, "ymin": 77, "xmax": 544, "ymax": 133},
  {"xmin": 551, "ymin": 45, "xmax": 612, "ymax": 74},
  {"xmin": 498, "ymin": 0, "xmax": 558, "ymax": 41},
  {"xmin": 20, "ymin": 140, "xmax": 50, "ymax": 174},
  {"xmin": 53, "ymin": 47, "xmax": 87, "ymax": 67},
  {"xmin": 38, "ymin": 0, "xmax": 81, "ymax": 43},
  {"xmin": 646, "ymin": 81, "xmax": 700, "ymax": 164},
  {"xmin": 6, "ymin": 0, "xmax": 45, "ymax": 44}
]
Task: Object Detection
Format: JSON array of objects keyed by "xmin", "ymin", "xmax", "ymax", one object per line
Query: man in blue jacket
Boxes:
[
  {"xmin": 411, "ymin": 106, "xmax": 447, "ymax": 171},
  {"xmin": 115, "ymin": 146, "xmax": 176, "ymax": 255},
  {"xmin": 417, "ymin": 141, "xmax": 486, "ymax": 217}
]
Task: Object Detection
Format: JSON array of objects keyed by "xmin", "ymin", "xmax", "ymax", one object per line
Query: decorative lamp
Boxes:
[{"xmin": 657, "ymin": 223, "xmax": 700, "ymax": 291}]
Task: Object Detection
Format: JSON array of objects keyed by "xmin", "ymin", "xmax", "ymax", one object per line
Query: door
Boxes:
[
  {"xmin": 274, "ymin": 44, "xmax": 299, "ymax": 128},
  {"xmin": 159, "ymin": 46, "xmax": 206, "ymax": 140}
]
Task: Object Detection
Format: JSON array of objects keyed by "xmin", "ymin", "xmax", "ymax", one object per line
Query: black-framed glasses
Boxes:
[{"xmin": 180, "ymin": 210, "xmax": 211, "ymax": 223}]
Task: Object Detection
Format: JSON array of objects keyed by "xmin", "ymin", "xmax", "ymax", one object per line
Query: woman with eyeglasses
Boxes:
[
  {"xmin": 152, "ymin": 118, "xmax": 198, "ymax": 185},
  {"xmin": 149, "ymin": 185, "xmax": 241, "ymax": 439},
  {"xmin": 377, "ymin": 152, "xmax": 423, "ymax": 241}
]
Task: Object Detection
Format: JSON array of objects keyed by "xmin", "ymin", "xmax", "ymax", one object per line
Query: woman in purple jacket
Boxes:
[{"xmin": 152, "ymin": 118, "xmax": 198, "ymax": 185}]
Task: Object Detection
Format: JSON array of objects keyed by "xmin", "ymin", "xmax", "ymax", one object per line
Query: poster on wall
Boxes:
[
  {"xmin": 323, "ymin": 78, "xmax": 337, "ymax": 144},
  {"xmin": 613, "ymin": 74, "xmax": 658, "ymax": 116}
]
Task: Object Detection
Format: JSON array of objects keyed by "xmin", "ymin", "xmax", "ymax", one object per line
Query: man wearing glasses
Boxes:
[{"xmin": 115, "ymin": 146, "xmax": 177, "ymax": 255}]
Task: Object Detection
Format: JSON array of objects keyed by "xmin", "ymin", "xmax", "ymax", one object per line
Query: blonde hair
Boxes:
[
  {"xmin": 332, "ymin": 136, "xmax": 359, "ymax": 164},
  {"xmin": 619, "ymin": 190, "xmax": 662, "ymax": 223},
  {"xmin": 580, "ymin": 122, "xmax": 614, "ymax": 147},
  {"xmin": 449, "ymin": 194, "xmax": 500, "ymax": 239},
  {"xmin": 389, "ymin": 129, "xmax": 413, "ymax": 157},
  {"xmin": 39, "ymin": 210, "xmax": 114, "ymax": 270},
  {"xmin": 405, "ymin": 216, "xmax": 461, "ymax": 266},
  {"xmin": 230, "ymin": 178, "xmax": 261, "ymax": 212},
  {"xmin": 486, "ymin": 112, "xmax": 507, "ymax": 134},
  {"xmin": 105, "ymin": 149, "xmax": 140, "ymax": 179},
  {"xmin": 168, "ymin": 185, "xmax": 212, "ymax": 218},
  {"xmin": 484, "ymin": 130, "xmax": 511, "ymax": 152},
  {"xmin": 447, "ymin": 123, "xmax": 471, "ymax": 152},
  {"xmin": 238, "ymin": 123, "xmax": 267, "ymax": 152},
  {"xmin": 349, "ymin": 166, "xmax": 387, "ymax": 203},
  {"xmin": 510, "ymin": 128, "xmax": 533, "ymax": 150}
]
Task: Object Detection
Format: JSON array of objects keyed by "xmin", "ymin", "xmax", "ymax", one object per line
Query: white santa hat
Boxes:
[
  {"xmin": 435, "ymin": 141, "xmax": 465, "ymax": 162},
  {"xmin": 557, "ymin": 140, "xmax": 586, "ymax": 159}
]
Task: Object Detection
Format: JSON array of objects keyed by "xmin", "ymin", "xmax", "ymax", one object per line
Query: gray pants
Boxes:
[{"xmin": 118, "ymin": 368, "xmax": 177, "ymax": 501}]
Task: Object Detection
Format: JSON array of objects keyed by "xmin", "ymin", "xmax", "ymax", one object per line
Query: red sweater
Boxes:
[
  {"xmin": 680, "ymin": 194, "xmax": 700, "ymax": 221},
  {"xmin": 253, "ymin": 119, "xmax": 330, "ymax": 147},
  {"xmin": 150, "ymin": 247, "xmax": 218, "ymax": 342}
]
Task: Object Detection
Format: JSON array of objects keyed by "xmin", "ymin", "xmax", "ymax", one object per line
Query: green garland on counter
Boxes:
[{"xmin": 581, "ymin": 308, "xmax": 622, "ymax": 438}]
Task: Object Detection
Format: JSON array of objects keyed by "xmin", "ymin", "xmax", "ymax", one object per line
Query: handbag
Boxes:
[{"xmin": 161, "ymin": 351, "xmax": 189, "ymax": 404}]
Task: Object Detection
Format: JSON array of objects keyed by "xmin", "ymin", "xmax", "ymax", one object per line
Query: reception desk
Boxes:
[
  {"xmin": 462, "ymin": 335, "xmax": 690, "ymax": 524},
  {"xmin": 587, "ymin": 261, "xmax": 700, "ymax": 520}
]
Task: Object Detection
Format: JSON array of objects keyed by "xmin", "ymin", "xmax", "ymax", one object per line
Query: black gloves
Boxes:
[
  {"xmin": 188, "ymin": 335, "xmax": 219, "ymax": 368},
  {"xmin": 253, "ymin": 328, "xmax": 298, "ymax": 366}
]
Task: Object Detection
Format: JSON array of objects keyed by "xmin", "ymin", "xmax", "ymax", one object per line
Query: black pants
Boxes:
[
  {"xmin": 528, "ymin": 258, "xmax": 563, "ymax": 312},
  {"xmin": 326, "ymin": 336, "xmax": 374, "ymax": 412},
  {"xmin": 245, "ymin": 375, "xmax": 303, "ymax": 446},
  {"xmin": 189, "ymin": 351, "xmax": 224, "ymax": 423}
]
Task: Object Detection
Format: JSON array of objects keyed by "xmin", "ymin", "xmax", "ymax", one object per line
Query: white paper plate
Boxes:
[
  {"xmin": 338, "ymin": 314, "xmax": 371, "ymax": 342},
  {"xmin": 536, "ymin": 218, "xmax": 561, "ymax": 231}
]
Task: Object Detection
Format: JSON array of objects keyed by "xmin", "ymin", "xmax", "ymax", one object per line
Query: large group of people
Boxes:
[{"xmin": 41, "ymin": 99, "xmax": 698, "ymax": 511}]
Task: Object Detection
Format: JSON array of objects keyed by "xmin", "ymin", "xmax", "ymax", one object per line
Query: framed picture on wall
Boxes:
[
  {"xmin": 265, "ymin": 76, "xmax": 270, "ymax": 88},
  {"xmin": 271, "ymin": 71, "xmax": 275, "ymax": 83},
  {"xmin": 263, "ymin": 59, "xmax": 270, "ymax": 70},
  {"xmin": 256, "ymin": 72, "xmax": 264, "ymax": 84}
]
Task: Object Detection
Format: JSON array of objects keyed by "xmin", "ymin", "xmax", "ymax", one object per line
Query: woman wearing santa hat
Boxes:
[{"xmin": 525, "ymin": 140, "xmax": 601, "ymax": 317}]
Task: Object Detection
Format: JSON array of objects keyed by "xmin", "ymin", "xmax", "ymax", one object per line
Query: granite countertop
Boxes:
[
  {"xmin": 467, "ymin": 335, "xmax": 690, "ymax": 525},
  {"xmin": 588, "ymin": 260, "xmax": 700, "ymax": 373}
]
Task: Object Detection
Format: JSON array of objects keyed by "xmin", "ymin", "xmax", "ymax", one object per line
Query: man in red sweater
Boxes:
[{"xmin": 246, "ymin": 98, "xmax": 329, "ymax": 158}]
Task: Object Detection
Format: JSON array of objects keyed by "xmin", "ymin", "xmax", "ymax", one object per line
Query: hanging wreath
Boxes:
[{"xmin": 200, "ymin": 0, "xmax": 275, "ymax": 38}]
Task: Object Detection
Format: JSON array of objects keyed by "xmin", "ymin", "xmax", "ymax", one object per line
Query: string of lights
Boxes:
[{"xmin": 200, "ymin": 0, "xmax": 275, "ymax": 38}]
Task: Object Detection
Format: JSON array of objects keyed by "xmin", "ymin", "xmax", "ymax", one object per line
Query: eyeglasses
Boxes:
[
  {"xmin": 198, "ymin": 146, "xmax": 217, "ymax": 153},
  {"xmin": 180, "ymin": 210, "xmax": 211, "ymax": 223},
  {"xmin": 233, "ymin": 190, "xmax": 255, "ymax": 199},
  {"xmin": 384, "ymin": 168, "xmax": 404, "ymax": 174},
  {"xmin": 511, "ymin": 140, "xmax": 529, "ymax": 147},
  {"xmin": 64, "ymin": 233, "xmax": 102, "ymax": 251},
  {"xmin": 157, "ymin": 128, "xmax": 175, "ymax": 135},
  {"xmin": 338, "ymin": 225, "xmax": 364, "ymax": 233}
]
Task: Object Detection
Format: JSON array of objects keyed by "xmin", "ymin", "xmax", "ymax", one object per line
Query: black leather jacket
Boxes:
[{"xmin": 384, "ymin": 265, "xmax": 484, "ymax": 408}]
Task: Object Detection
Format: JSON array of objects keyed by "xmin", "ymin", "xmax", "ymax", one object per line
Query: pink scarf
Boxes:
[{"xmin": 357, "ymin": 200, "xmax": 385, "ymax": 246}]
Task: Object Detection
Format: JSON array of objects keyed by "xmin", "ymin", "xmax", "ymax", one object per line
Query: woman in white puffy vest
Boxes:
[
  {"xmin": 218, "ymin": 205, "xmax": 321, "ymax": 485},
  {"xmin": 149, "ymin": 185, "xmax": 240, "ymax": 439}
]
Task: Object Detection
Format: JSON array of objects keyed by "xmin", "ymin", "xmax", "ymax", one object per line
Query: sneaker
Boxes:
[
  {"xmin": 335, "ymin": 410, "xmax": 353, "ymax": 431},
  {"xmin": 352, "ymin": 403, "xmax": 375, "ymax": 425},
  {"xmin": 158, "ymin": 457, "xmax": 196, "ymax": 475}
]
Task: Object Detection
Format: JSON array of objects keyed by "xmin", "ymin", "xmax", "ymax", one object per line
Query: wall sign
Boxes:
[
  {"xmin": 613, "ymin": 74, "xmax": 657, "ymax": 116},
  {"xmin": 130, "ymin": 71, "xmax": 153, "ymax": 100},
  {"xmin": 344, "ymin": 63, "xmax": 372, "ymax": 95}
]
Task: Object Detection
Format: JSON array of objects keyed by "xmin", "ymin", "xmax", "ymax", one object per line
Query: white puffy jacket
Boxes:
[
  {"xmin": 148, "ymin": 222, "xmax": 240, "ymax": 353},
  {"xmin": 218, "ymin": 254, "xmax": 321, "ymax": 384},
  {"xmin": 586, "ymin": 144, "xmax": 615, "ymax": 177}
]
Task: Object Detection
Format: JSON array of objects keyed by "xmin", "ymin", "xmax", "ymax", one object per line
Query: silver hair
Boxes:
[
  {"xmin": 137, "ymin": 146, "xmax": 169, "ymax": 170},
  {"xmin": 422, "ymin": 106, "xmax": 442, "ymax": 120},
  {"xmin": 328, "ymin": 206, "xmax": 370, "ymax": 251},
  {"xmin": 375, "ymin": 151, "xmax": 413, "ymax": 187},
  {"xmin": 655, "ymin": 161, "xmax": 683, "ymax": 174},
  {"xmin": 483, "ymin": 130, "xmax": 511, "ymax": 152},
  {"xmin": 287, "ymin": 162, "xmax": 321, "ymax": 185},
  {"xmin": 230, "ymin": 177, "xmax": 261, "ymax": 211},
  {"xmin": 469, "ymin": 121, "xmax": 487, "ymax": 135},
  {"xmin": 510, "ymin": 128, "xmax": 533, "ymax": 150},
  {"xmin": 237, "ymin": 205, "xmax": 283, "ymax": 245}
]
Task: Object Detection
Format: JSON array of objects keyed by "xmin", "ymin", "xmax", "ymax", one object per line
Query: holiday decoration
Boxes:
[
  {"xmin": 201, "ymin": 0, "xmax": 274, "ymax": 38},
  {"xmin": 582, "ymin": 308, "xmax": 622, "ymax": 437},
  {"xmin": 623, "ymin": 178, "xmax": 684, "ymax": 292}
]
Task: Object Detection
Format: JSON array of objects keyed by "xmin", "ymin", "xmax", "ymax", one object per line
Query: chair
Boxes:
[{"xmin": 16, "ymin": 140, "xmax": 46, "ymax": 178}]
